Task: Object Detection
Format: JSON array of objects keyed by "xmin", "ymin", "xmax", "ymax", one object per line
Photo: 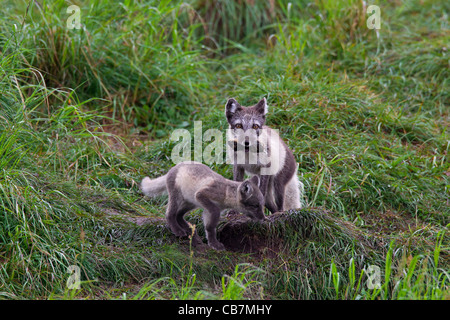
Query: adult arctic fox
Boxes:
[
  {"xmin": 225, "ymin": 97, "xmax": 304, "ymax": 213},
  {"xmin": 141, "ymin": 161, "xmax": 264, "ymax": 250}
]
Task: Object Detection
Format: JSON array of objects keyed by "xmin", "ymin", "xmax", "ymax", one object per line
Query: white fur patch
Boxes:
[
  {"xmin": 255, "ymin": 128, "xmax": 286, "ymax": 175},
  {"xmin": 283, "ymin": 174, "xmax": 303, "ymax": 210}
]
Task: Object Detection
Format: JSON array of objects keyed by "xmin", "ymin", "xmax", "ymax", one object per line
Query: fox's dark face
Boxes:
[
  {"xmin": 238, "ymin": 175, "xmax": 265, "ymax": 221},
  {"xmin": 225, "ymin": 98, "xmax": 268, "ymax": 152}
]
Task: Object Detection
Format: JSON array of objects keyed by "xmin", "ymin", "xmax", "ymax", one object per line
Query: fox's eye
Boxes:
[
  {"xmin": 235, "ymin": 124, "xmax": 242, "ymax": 129},
  {"xmin": 252, "ymin": 124, "xmax": 259, "ymax": 129}
]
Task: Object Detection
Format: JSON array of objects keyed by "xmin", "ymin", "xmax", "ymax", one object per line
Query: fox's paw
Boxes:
[
  {"xmin": 209, "ymin": 241, "xmax": 226, "ymax": 251},
  {"xmin": 170, "ymin": 227, "xmax": 189, "ymax": 238}
]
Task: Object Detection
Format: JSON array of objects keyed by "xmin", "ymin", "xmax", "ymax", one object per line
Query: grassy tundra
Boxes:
[{"xmin": 0, "ymin": 0, "xmax": 448, "ymax": 299}]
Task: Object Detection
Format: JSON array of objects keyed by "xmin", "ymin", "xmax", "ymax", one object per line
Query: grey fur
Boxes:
[
  {"xmin": 225, "ymin": 98, "xmax": 304, "ymax": 213},
  {"xmin": 141, "ymin": 161, "xmax": 264, "ymax": 250}
]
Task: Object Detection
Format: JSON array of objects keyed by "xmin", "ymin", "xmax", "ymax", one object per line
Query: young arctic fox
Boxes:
[
  {"xmin": 141, "ymin": 161, "xmax": 264, "ymax": 250},
  {"xmin": 225, "ymin": 97, "xmax": 304, "ymax": 213}
]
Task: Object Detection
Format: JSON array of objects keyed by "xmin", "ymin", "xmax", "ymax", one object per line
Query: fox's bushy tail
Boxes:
[{"xmin": 140, "ymin": 175, "xmax": 168, "ymax": 197}]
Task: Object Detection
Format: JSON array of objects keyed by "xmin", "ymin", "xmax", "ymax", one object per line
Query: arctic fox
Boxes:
[
  {"xmin": 225, "ymin": 97, "xmax": 304, "ymax": 213},
  {"xmin": 141, "ymin": 161, "xmax": 264, "ymax": 250}
]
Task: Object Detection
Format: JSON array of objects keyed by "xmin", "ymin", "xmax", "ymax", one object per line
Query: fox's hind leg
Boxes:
[
  {"xmin": 175, "ymin": 203, "xmax": 195, "ymax": 234},
  {"xmin": 165, "ymin": 192, "xmax": 192, "ymax": 237},
  {"xmin": 176, "ymin": 203, "xmax": 203, "ymax": 246},
  {"xmin": 166, "ymin": 201, "xmax": 187, "ymax": 237}
]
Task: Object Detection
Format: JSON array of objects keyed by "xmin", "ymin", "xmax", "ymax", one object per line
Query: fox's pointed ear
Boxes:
[
  {"xmin": 225, "ymin": 98, "xmax": 241, "ymax": 121},
  {"xmin": 249, "ymin": 175, "xmax": 260, "ymax": 188},
  {"xmin": 239, "ymin": 180, "xmax": 253, "ymax": 198},
  {"xmin": 254, "ymin": 97, "xmax": 268, "ymax": 116}
]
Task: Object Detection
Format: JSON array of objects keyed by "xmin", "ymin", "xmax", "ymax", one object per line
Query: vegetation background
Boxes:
[{"xmin": 0, "ymin": 0, "xmax": 448, "ymax": 299}]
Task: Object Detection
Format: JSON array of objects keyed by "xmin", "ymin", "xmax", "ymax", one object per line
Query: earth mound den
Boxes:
[
  {"xmin": 129, "ymin": 209, "xmax": 375, "ymax": 258},
  {"xmin": 216, "ymin": 209, "xmax": 373, "ymax": 255}
]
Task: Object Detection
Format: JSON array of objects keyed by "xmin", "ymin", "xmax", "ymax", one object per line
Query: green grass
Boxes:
[{"xmin": 0, "ymin": 0, "xmax": 448, "ymax": 300}]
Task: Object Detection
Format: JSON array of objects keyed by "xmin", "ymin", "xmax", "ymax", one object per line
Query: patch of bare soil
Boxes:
[{"xmin": 218, "ymin": 215, "xmax": 278, "ymax": 254}]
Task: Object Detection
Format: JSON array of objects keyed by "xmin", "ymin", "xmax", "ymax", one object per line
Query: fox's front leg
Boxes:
[
  {"xmin": 196, "ymin": 192, "xmax": 225, "ymax": 251},
  {"xmin": 227, "ymin": 165, "xmax": 245, "ymax": 217},
  {"xmin": 233, "ymin": 165, "xmax": 245, "ymax": 182},
  {"xmin": 202, "ymin": 209, "xmax": 224, "ymax": 250},
  {"xmin": 259, "ymin": 174, "xmax": 270, "ymax": 196},
  {"xmin": 260, "ymin": 175, "xmax": 278, "ymax": 214}
]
